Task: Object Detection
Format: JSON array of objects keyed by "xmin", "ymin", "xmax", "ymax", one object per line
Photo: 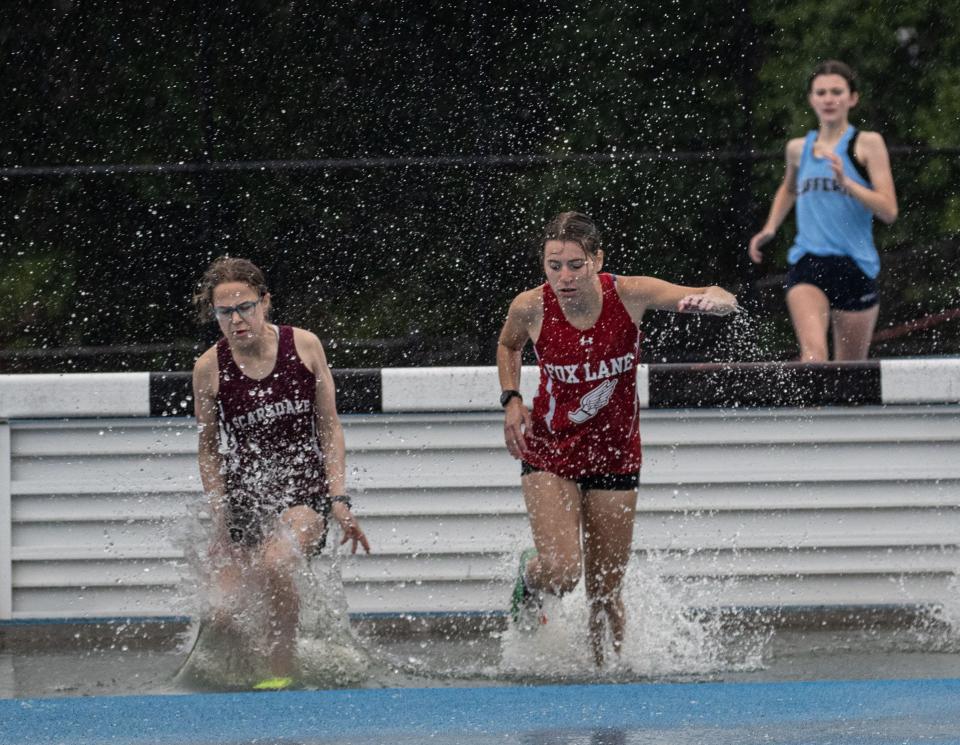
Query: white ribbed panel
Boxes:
[
  {"xmin": 4, "ymin": 406, "xmax": 960, "ymax": 618},
  {"xmin": 0, "ymin": 423, "xmax": 11, "ymax": 619}
]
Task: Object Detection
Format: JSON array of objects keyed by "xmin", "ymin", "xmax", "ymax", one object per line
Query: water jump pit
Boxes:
[
  {"xmin": 7, "ymin": 548, "xmax": 960, "ymax": 745},
  {"xmin": 3, "ymin": 361, "xmax": 960, "ymax": 742}
]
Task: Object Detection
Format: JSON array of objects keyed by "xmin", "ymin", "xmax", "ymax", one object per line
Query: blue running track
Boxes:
[{"xmin": 3, "ymin": 678, "xmax": 960, "ymax": 744}]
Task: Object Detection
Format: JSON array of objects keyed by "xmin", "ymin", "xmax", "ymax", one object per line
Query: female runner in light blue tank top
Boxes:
[{"xmin": 748, "ymin": 60, "xmax": 898, "ymax": 361}]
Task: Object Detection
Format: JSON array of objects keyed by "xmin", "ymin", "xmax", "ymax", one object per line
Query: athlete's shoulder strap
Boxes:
[
  {"xmin": 540, "ymin": 280, "xmax": 558, "ymax": 307},
  {"xmin": 215, "ymin": 336, "xmax": 234, "ymax": 377},
  {"xmin": 845, "ymin": 128, "xmax": 871, "ymax": 184}
]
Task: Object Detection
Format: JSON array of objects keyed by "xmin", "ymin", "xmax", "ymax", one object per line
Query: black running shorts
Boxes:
[
  {"xmin": 521, "ymin": 461, "xmax": 639, "ymax": 491},
  {"xmin": 785, "ymin": 254, "xmax": 879, "ymax": 311}
]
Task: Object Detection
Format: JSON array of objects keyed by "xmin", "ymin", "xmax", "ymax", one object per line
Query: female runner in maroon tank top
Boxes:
[
  {"xmin": 497, "ymin": 212, "xmax": 737, "ymax": 666},
  {"xmin": 191, "ymin": 257, "xmax": 369, "ymax": 687}
]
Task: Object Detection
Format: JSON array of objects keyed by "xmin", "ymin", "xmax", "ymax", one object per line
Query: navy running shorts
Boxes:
[{"xmin": 785, "ymin": 254, "xmax": 879, "ymax": 311}]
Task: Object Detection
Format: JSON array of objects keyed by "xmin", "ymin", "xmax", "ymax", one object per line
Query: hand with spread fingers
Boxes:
[
  {"xmin": 677, "ymin": 290, "xmax": 739, "ymax": 316},
  {"xmin": 826, "ymin": 152, "xmax": 848, "ymax": 191},
  {"xmin": 333, "ymin": 503, "xmax": 371, "ymax": 554},
  {"xmin": 503, "ymin": 398, "xmax": 532, "ymax": 460}
]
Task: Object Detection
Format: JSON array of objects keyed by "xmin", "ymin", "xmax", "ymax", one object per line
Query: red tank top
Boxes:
[
  {"xmin": 525, "ymin": 273, "xmax": 642, "ymax": 479},
  {"xmin": 216, "ymin": 325, "xmax": 327, "ymax": 505}
]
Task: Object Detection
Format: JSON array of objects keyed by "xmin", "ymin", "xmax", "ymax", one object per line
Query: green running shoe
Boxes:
[
  {"xmin": 252, "ymin": 676, "xmax": 294, "ymax": 691},
  {"xmin": 509, "ymin": 547, "xmax": 543, "ymax": 626}
]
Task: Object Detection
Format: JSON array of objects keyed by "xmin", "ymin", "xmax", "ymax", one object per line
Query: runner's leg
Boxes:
[
  {"xmin": 832, "ymin": 305, "xmax": 879, "ymax": 360},
  {"xmin": 582, "ymin": 487, "xmax": 639, "ymax": 667},
  {"xmin": 786, "ymin": 283, "xmax": 831, "ymax": 361},
  {"xmin": 521, "ymin": 471, "xmax": 583, "ymax": 595},
  {"xmin": 259, "ymin": 505, "xmax": 326, "ymax": 677}
]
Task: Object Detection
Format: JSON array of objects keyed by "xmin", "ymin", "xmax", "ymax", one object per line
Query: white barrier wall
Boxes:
[{"xmin": 1, "ymin": 364, "xmax": 960, "ymax": 619}]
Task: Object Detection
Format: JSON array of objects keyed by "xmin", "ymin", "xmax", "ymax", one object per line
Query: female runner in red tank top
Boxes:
[
  {"xmin": 191, "ymin": 257, "xmax": 369, "ymax": 688},
  {"xmin": 497, "ymin": 212, "xmax": 737, "ymax": 666}
]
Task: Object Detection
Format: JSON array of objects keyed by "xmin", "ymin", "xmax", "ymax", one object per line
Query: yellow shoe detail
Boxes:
[{"xmin": 252, "ymin": 676, "xmax": 293, "ymax": 691}]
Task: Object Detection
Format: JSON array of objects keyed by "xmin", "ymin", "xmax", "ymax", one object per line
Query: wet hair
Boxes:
[
  {"xmin": 540, "ymin": 211, "xmax": 602, "ymax": 257},
  {"xmin": 192, "ymin": 256, "xmax": 269, "ymax": 322},
  {"xmin": 807, "ymin": 60, "xmax": 858, "ymax": 94}
]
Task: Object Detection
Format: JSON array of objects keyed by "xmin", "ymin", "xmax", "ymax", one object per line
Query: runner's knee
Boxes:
[
  {"xmin": 539, "ymin": 555, "xmax": 582, "ymax": 594},
  {"xmin": 260, "ymin": 538, "xmax": 300, "ymax": 580}
]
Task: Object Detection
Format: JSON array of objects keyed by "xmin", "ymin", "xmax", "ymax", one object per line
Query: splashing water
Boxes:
[
  {"xmin": 498, "ymin": 553, "xmax": 768, "ymax": 682},
  {"xmin": 898, "ymin": 573, "xmax": 960, "ymax": 653},
  {"xmin": 721, "ymin": 306, "xmax": 778, "ymax": 363},
  {"xmin": 293, "ymin": 552, "xmax": 374, "ymax": 686},
  {"xmin": 174, "ymin": 518, "xmax": 373, "ymax": 690}
]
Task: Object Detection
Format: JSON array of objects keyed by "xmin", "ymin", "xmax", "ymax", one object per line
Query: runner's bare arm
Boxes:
[
  {"xmin": 616, "ymin": 276, "xmax": 738, "ymax": 322},
  {"xmin": 297, "ymin": 328, "xmax": 370, "ymax": 553},
  {"xmin": 767, "ymin": 138, "xmax": 803, "ymax": 230},
  {"xmin": 844, "ymin": 131, "xmax": 898, "ymax": 224},
  {"xmin": 497, "ymin": 291, "xmax": 539, "ymax": 459},
  {"xmin": 748, "ymin": 138, "xmax": 802, "ymax": 263},
  {"xmin": 497, "ymin": 291, "xmax": 538, "ymax": 392},
  {"xmin": 192, "ymin": 349, "xmax": 227, "ymax": 531},
  {"xmin": 299, "ymin": 331, "xmax": 346, "ymax": 497}
]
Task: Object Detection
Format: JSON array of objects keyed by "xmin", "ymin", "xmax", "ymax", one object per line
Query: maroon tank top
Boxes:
[{"xmin": 216, "ymin": 325, "xmax": 328, "ymax": 509}]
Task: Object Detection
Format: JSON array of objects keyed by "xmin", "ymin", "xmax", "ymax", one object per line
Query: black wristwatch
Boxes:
[{"xmin": 500, "ymin": 389, "xmax": 522, "ymax": 408}]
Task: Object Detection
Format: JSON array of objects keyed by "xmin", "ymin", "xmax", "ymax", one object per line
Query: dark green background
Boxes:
[{"xmin": 2, "ymin": 1, "xmax": 959, "ymax": 371}]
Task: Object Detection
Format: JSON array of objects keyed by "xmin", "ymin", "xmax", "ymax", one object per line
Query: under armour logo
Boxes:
[{"xmin": 579, "ymin": 336, "xmax": 593, "ymax": 346}]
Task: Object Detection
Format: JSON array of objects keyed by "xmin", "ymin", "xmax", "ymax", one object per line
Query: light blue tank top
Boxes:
[{"xmin": 787, "ymin": 126, "xmax": 879, "ymax": 278}]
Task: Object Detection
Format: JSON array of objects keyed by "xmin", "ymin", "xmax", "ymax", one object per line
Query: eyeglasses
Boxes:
[{"xmin": 212, "ymin": 298, "xmax": 261, "ymax": 321}]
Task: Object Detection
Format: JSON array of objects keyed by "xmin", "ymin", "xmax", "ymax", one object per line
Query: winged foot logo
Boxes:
[{"xmin": 568, "ymin": 378, "xmax": 618, "ymax": 424}]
